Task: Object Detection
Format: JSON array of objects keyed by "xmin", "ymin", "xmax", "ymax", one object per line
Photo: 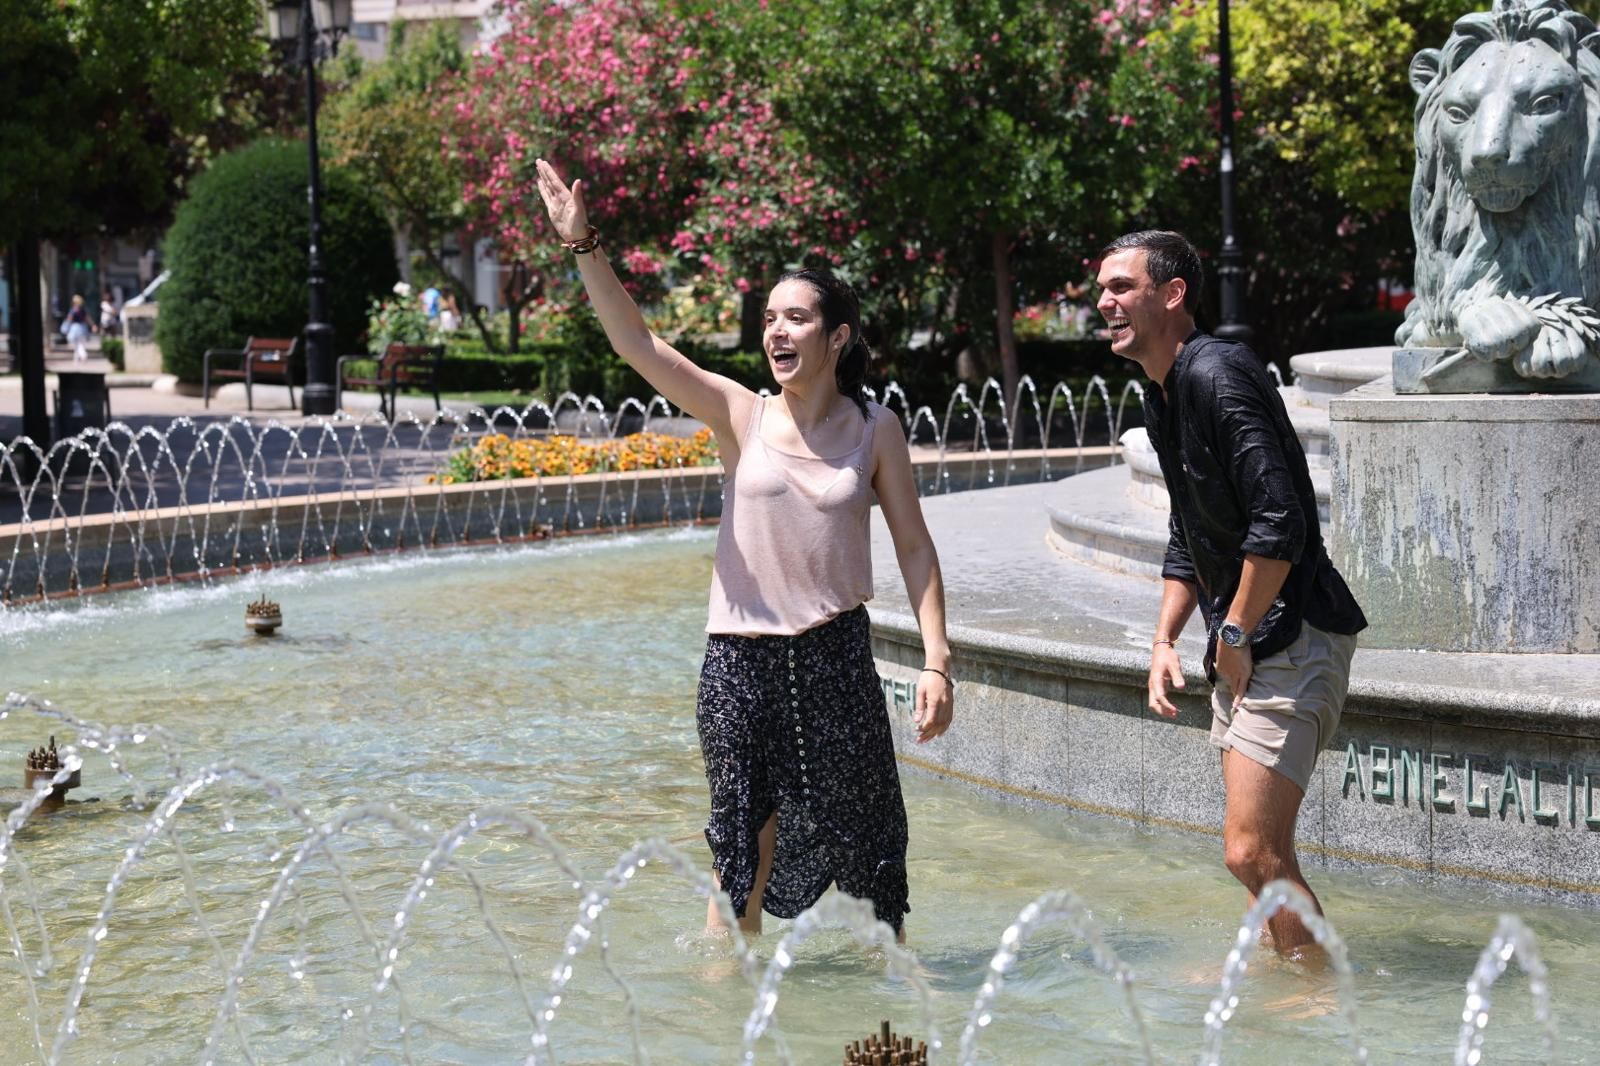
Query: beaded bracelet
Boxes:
[
  {"xmin": 920, "ymin": 666, "xmax": 955, "ymax": 689},
  {"xmin": 561, "ymin": 225, "xmax": 602, "ymax": 254}
]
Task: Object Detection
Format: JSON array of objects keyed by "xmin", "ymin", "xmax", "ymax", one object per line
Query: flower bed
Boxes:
[{"xmin": 431, "ymin": 429, "xmax": 719, "ymax": 484}]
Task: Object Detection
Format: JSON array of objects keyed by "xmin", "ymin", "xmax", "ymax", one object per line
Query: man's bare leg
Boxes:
[
  {"xmin": 1221, "ymin": 748, "xmax": 1323, "ymax": 955},
  {"xmin": 706, "ymin": 811, "xmax": 777, "ymax": 935}
]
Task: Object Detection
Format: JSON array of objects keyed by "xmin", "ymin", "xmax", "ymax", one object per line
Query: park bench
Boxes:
[
  {"xmin": 336, "ymin": 343, "xmax": 444, "ymax": 421},
  {"xmin": 202, "ymin": 336, "xmax": 300, "ymax": 410}
]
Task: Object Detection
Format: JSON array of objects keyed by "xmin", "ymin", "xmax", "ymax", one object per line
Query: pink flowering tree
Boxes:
[{"xmin": 447, "ymin": 0, "xmax": 843, "ymax": 349}]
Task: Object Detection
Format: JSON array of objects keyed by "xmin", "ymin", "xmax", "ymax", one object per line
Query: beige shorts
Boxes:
[{"xmin": 1209, "ymin": 622, "xmax": 1358, "ymax": 794}]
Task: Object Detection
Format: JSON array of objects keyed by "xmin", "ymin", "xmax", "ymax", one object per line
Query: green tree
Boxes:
[
  {"xmin": 0, "ymin": 0, "xmax": 266, "ymax": 243},
  {"xmin": 322, "ymin": 22, "xmax": 493, "ymax": 346},
  {"xmin": 446, "ymin": 0, "xmax": 838, "ymax": 355},
  {"xmin": 156, "ymin": 140, "xmax": 398, "ymax": 382},
  {"xmin": 1228, "ymin": 0, "xmax": 1463, "ymax": 214},
  {"xmin": 706, "ymin": 0, "xmax": 1212, "ymax": 404},
  {"xmin": 1138, "ymin": 0, "xmax": 1466, "ymax": 361},
  {"xmin": 0, "ymin": 0, "xmax": 265, "ymax": 445}
]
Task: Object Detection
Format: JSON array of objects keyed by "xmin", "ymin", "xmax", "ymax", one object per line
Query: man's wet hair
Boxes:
[{"xmin": 1100, "ymin": 230, "xmax": 1203, "ymax": 314}]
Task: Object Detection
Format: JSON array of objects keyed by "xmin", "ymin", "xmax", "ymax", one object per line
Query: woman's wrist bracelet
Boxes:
[
  {"xmin": 561, "ymin": 225, "xmax": 601, "ymax": 254},
  {"xmin": 1152, "ymin": 638, "xmax": 1176, "ymax": 649},
  {"xmin": 921, "ymin": 666, "xmax": 954, "ymax": 688}
]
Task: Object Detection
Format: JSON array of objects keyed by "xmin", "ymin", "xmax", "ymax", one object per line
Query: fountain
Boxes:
[
  {"xmin": 244, "ymin": 595, "xmax": 282, "ymax": 634},
  {"xmin": 7, "ymin": 7, "xmax": 1600, "ymax": 1035},
  {"xmin": 22, "ymin": 735, "xmax": 80, "ymax": 804},
  {"xmin": 0, "ymin": 376, "xmax": 1130, "ymax": 605},
  {"xmin": 0, "ymin": 534, "xmax": 1589, "ymax": 1061}
]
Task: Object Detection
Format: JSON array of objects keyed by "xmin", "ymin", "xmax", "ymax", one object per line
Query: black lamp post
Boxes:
[
  {"xmin": 1214, "ymin": 0, "xmax": 1252, "ymax": 342},
  {"xmin": 268, "ymin": 0, "xmax": 351, "ymax": 416}
]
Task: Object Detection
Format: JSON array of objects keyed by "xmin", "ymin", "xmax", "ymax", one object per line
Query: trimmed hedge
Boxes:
[
  {"xmin": 342, "ymin": 349, "xmax": 546, "ymax": 394},
  {"xmin": 376, "ymin": 334, "xmax": 771, "ymax": 406},
  {"xmin": 157, "ymin": 139, "xmax": 397, "ymax": 383}
]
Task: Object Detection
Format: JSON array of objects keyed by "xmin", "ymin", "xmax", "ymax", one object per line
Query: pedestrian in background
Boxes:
[{"xmin": 61, "ymin": 294, "xmax": 96, "ymax": 361}]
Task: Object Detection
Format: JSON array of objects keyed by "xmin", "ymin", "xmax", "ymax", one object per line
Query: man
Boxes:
[{"xmin": 1096, "ymin": 230, "xmax": 1366, "ymax": 954}]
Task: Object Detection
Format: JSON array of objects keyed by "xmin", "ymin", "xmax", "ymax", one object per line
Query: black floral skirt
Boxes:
[{"xmin": 697, "ymin": 605, "xmax": 910, "ymax": 931}]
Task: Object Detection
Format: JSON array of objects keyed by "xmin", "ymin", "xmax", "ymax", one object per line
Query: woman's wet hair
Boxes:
[{"xmin": 777, "ymin": 268, "xmax": 871, "ymax": 419}]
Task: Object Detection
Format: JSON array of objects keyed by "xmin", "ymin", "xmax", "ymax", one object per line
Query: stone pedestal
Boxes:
[
  {"xmin": 1330, "ymin": 381, "xmax": 1600, "ymax": 652},
  {"xmin": 121, "ymin": 303, "xmax": 161, "ymax": 373}
]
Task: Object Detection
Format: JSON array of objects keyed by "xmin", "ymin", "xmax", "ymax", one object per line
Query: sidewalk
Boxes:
[{"xmin": 0, "ymin": 371, "xmax": 464, "ymax": 440}]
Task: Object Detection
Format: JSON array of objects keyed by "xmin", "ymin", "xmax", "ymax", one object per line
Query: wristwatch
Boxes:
[{"xmin": 1218, "ymin": 622, "xmax": 1247, "ymax": 648}]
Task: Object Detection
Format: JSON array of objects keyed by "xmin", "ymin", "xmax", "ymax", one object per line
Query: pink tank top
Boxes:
[{"xmin": 706, "ymin": 397, "xmax": 879, "ymax": 636}]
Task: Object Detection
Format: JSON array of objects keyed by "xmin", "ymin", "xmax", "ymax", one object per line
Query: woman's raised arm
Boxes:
[{"xmin": 534, "ymin": 159, "xmax": 753, "ymax": 441}]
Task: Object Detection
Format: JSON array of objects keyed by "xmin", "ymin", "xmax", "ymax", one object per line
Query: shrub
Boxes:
[
  {"xmin": 156, "ymin": 139, "xmax": 397, "ymax": 383},
  {"xmin": 367, "ymin": 282, "xmax": 437, "ymax": 352}
]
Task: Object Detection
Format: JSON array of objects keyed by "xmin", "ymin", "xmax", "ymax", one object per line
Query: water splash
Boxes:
[
  {"xmin": 958, "ymin": 888, "xmax": 1152, "ymax": 1065},
  {"xmin": 2, "ymin": 380, "xmax": 1149, "ymax": 603},
  {"xmin": 0, "ymin": 700, "xmax": 1575, "ymax": 1064},
  {"xmin": 1454, "ymin": 915, "xmax": 1555, "ymax": 1066},
  {"xmin": 529, "ymin": 837, "xmax": 760, "ymax": 1066},
  {"xmin": 1200, "ymin": 879, "xmax": 1367, "ymax": 1066},
  {"xmin": 739, "ymin": 893, "xmax": 939, "ymax": 1066}
]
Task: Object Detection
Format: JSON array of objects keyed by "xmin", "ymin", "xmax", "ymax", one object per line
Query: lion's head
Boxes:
[{"xmin": 1398, "ymin": 0, "xmax": 1600, "ymax": 365}]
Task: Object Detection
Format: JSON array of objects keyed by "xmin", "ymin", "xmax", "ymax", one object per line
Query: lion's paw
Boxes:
[
  {"xmin": 1516, "ymin": 324, "xmax": 1593, "ymax": 378},
  {"xmin": 1458, "ymin": 297, "xmax": 1542, "ymax": 363}
]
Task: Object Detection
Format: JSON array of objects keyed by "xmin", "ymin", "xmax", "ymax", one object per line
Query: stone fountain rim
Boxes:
[{"xmin": 870, "ymin": 608, "xmax": 1600, "ymax": 738}]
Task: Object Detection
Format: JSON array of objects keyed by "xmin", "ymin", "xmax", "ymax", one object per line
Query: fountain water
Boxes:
[
  {"xmin": 1453, "ymin": 915, "xmax": 1555, "ymax": 1066},
  {"xmin": 957, "ymin": 887, "xmax": 1152, "ymax": 1065},
  {"xmin": 1199, "ymin": 881, "xmax": 1365, "ymax": 1066},
  {"xmin": 0, "ymin": 379, "xmax": 1130, "ymax": 606},
  {"xmin": 0, "ymin": 535, "xmax": 1592, "ymax": 1063},
  {"xmin": 0, "ymin": 689, "xmax": 1580, "ymax": 1064}
]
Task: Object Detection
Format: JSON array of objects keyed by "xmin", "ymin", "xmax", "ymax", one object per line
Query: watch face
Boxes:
[{"xmin": 1219, "ymin": 623, "xmax": 1245, "ymax": 647}]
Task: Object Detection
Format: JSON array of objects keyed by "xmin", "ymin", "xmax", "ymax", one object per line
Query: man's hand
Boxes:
[
  {"xmin": 1147, "ymin": 644, "xmax": 1185, "ymax": 718},
  {"xmin": 1215, "ymin": 640, "xmax": 1253, "ymax": 710}
]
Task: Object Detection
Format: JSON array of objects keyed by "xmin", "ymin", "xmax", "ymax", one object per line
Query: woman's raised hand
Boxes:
[{"xmin": 534, "ymin": 158, "xmax": 590, "ymax": 243}]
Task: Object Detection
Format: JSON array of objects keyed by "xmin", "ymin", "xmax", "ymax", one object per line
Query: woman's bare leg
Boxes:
[{"xmin": 706, "ymin": 811, "xmax": 778, "ymax": 934}]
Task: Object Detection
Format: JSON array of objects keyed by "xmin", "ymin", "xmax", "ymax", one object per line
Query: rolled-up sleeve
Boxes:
[
  {"xmin": 1161, "ymin": 510, "xmax": 1198, "ymax": 584},
  {"xmin": 1206, "ymin": 363, "xmax": 1305, "ymax": 563}
]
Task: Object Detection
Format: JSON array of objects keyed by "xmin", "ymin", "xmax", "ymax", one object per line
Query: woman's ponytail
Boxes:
[{"xmin": 834, "ymin": 333, "xmax": 870, "ymax": 420}]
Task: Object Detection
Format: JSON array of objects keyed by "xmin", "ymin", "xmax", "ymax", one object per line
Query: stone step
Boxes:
[
  {"xmin": 1289, "ymin": 345, "xmax": 1392, "ymax": 407},
  {"xmin": 1120, "ymin": 427, "xmax": 1330, "ymax": 522},
  {"xmin": 1283, "ymin": 392, "xmax": 1332, "ymax": 464},
  {"xmin": 1045, "ymin": 464, "xmax": 1169, "ymax": 579}
]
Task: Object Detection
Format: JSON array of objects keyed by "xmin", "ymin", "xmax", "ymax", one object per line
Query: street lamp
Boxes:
[
  {"xmin": 1214, "ymin": 0, "xmax": 1252, "ymax": 343},
  {"xmin": 269, "ymin": 0, "xmax": 352, "ymax": 416}
]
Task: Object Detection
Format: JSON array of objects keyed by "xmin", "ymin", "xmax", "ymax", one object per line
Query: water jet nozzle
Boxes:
[{"xmin": 245, "ymin": 594, "xmax": 283, "ymax": 635}]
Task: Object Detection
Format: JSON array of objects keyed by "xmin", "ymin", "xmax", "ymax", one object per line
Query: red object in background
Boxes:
[{"xmin": 1377, "ymin": 277, "xmax": 1414, "ymax": 312}]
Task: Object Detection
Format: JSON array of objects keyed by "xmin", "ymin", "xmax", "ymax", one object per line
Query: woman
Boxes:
[
  {"xmin": 534, "ymin": 159, "xmax": 954, "ymax": 938},
  {"xmin": 61, "ymin": 294, "xmax": 96, "ymax": 361}
]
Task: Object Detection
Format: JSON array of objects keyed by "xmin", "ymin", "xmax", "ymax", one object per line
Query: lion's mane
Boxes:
[{"xmin": 1399, "ymin": 0, "xmax": 1600, "ymax": 351}]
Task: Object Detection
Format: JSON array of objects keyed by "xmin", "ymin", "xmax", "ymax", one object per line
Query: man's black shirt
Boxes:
[{"xmin": 1142, "ymin": 331, "xmax": 1366, "ymax": 675}]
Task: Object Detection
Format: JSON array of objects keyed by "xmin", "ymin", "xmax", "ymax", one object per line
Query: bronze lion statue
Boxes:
[{"xmin": 1397, "ymin": 0, "xmax": 1600, "ymax": 384}]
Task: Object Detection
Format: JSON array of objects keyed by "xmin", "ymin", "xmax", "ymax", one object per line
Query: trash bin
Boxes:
[{"xmin": 48, "ymin": 359, "xmax": 112, "ymax": 439}]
